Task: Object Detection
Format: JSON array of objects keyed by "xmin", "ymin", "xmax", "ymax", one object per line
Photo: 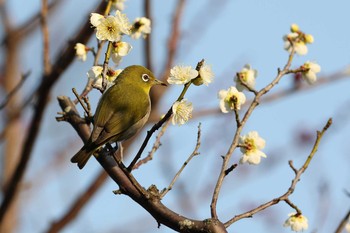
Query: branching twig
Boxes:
[
  {"xmin": 210, "ymin": 48, "xmax": 297, "ymax": 219},
  {"xmin": 160, "ymin": 123, "xmax": 202, "ymax": 198},
  {"xmin": 72, "ymin": 88, "xmax": 92, "ymax": 118},
  {"xmin": 224, "ymin": 118, "xmax": 332, "ymax": 227}
]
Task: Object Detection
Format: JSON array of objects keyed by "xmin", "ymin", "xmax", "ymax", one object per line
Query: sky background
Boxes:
[{"xmin": 2, "ymin": 0, "xmax": 350, "ymax": 232}]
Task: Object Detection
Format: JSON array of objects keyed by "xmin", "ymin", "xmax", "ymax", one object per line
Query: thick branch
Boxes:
[{"xmin": 58, "ymin": 96, "xmax": 227, "ymax": 233}]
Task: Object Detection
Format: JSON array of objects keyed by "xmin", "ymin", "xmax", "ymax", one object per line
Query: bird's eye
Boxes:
[{"xmin": 142, "ymin": 74, "xmax": 150, "ymax": 82}]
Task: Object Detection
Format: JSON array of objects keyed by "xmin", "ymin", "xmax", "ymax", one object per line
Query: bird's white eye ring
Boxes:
[{"xmin": 142, "ymin": 74, "xmax": 150, "ymax": 82}]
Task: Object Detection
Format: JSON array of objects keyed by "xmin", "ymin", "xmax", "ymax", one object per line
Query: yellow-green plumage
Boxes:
[{"xmin": 71, "ymin": 65, "xmax": 165, "ymax": 169}]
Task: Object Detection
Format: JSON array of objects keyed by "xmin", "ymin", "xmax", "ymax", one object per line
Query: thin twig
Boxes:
[
  {"xmin": 101, "ymin": 42, "xmax": 113, "ymax": 92},
  {"xmin": 284, "ymin": 198, "xmax": 301, "ymax": 214},
  {"xmin": 72, "ymin": 88, "xmax": 92, "ymax": 118},
  {"xmin": 0, "ymin": 71, "xmax": 30, "ymax": 110},
  {"xmin": 133, "ymin": 118, "xmax": 171, "ymax": 170},
  {"xmin": 224, "ymin": 118, "xmax": 332, "ymax": 227},
  {"xmin": 224, "ymin": 164, "xmax": 237, "ymax": 176},
  {"xmin": 160, "ymin": 123, "xmax": 202, "ymax": 198}
]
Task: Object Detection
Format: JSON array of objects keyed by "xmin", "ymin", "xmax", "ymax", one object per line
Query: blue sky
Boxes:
[{"xmin": 5, "ymin": 0, "xmax": 350, "ymax": 232}]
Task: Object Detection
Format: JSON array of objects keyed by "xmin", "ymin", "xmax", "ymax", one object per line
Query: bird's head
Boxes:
[{"xmin": 118, "ymin": 65, "xmax": 166, "ymax": 92}]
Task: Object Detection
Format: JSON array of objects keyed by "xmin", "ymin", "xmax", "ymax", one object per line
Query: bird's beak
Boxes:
[{"xmin": 154, "ymin": 79, "xmax": 167, "ymax": 86}]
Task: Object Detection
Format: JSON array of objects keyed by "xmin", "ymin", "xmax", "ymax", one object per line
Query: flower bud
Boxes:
[{"xmin": 290, "ymin": 24, "xmax": 299, "ymax": 33}]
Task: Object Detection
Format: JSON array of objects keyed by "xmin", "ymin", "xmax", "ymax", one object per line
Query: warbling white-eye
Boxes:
[{"xmin": 71, "ymin": 65, "xmax": 166, "ymax": 169}]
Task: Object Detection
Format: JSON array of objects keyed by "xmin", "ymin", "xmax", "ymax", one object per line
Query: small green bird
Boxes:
[{"xmin": 71, "ymin": 65, "xmax": 166, "ymax": 169}]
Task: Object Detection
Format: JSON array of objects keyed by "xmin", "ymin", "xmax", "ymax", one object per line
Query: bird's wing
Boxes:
[{"xmin": 90, "ymin": 85, "xmax": 150, "ymax": 146}]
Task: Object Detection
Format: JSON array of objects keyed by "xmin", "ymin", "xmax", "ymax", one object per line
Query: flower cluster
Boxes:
[
  {"xmin": 167, "ymin": 63, "xmax": 214, "ymax": 86},
  {"xmin": 283, "ymin": 213, "xmax": 309, "ymax": 232},
  {"xmin": 239, "ymin": 131, "xmax": 266, "ymax": 165},
  {"xmin": 283, "ymin": 23, "xmax": 314, "ymax": 56},
  {"xmin": 167, "ymin": 63, "xmax": 214, "ymax": 125},
  {"xmin": 73, "ymin": 5, "xmax": 155, "ymax": 95}
]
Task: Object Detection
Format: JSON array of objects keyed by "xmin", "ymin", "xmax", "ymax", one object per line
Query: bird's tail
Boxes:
[{"xmin": 71, "ymin": 146, "xmax": 94, "ymax": 169}]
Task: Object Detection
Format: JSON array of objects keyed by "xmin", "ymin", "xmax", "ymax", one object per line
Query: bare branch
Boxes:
[
  {"xmin": 211, "ymin": 48, "xmax": 297, "ymax": 219},
  {"xmin": 224, "ymin": 118, "xmax": 332, "ymax": 227}
]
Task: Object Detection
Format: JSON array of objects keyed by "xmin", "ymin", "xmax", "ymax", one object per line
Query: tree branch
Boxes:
[
  {"xmin": 58, "ymin": 96, "xmax": 228, "ymax": 233},
  {"xmin": 224, "ymin": 118, "xmax": 332, "ymax": 227},
  {"xmin": 210, "ymin": 48, "xmax": 296, "ymax": 219}
]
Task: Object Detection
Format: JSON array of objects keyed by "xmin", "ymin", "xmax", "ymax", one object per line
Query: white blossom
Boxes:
[
  {"xmin": 167, "ymin": 65, "xmax": 198, "ymax": 85},
  {"xmin": 283, "ymin": 213, "xmax": 309, "ymax": 232},
  {"xmin": 301, "ymin": 61, "xmax": 321, "ymax": 84},
  {"xmin": 235, "ymin": 64, "xmax": 257, "ymax": 91},
  {"xmin": 74, "ymin": 43, "xmax": 87, "ymax": 61},
  {"xmin": 87, "ymin": 66, "xmax": 119, "ymax": 89},
  {"xmin": 218, "ymin": 86, "xmax": 246, "ymax": 113},
  {"xmin": 198, "ymin": 63, "xmax": 214, "ymax": 86},
  {"xmin": 131, "ymin": 17, "xmax": 151, "ymax": 39},
  {"xmin": 111, "ymin": 41, "xmax": 132, "ymax": 65},
  {"xmin": 172, "ymin": 99, "xmax": 193, "ymax": 125},
  {"xmin": 90, "ymin": 11, "xmax": 130, "ymax": 42},
  {"xmin": 239, "ymin": 131, "xmax": 266, "ymax": 165}
]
